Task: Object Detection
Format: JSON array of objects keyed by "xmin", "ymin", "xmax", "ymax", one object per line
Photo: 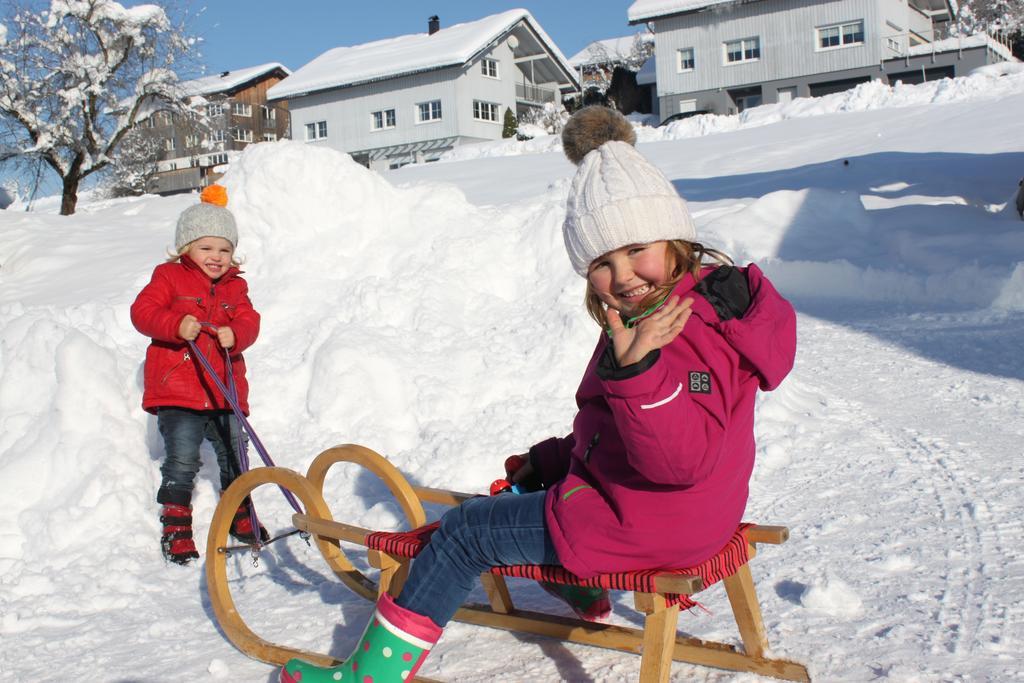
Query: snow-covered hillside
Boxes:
[{"xmin": 1, "ymin": 68, "xmax": 1023, "ymax": 681}]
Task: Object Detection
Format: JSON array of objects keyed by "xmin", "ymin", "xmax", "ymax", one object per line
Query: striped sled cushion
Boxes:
[{"xmin": 366, "ymin": 521, "xmax": 753, "ymax": 610}]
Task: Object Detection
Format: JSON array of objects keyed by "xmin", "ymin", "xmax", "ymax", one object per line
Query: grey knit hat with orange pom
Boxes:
[
  {"xmin": 561, "ymin": 106, "xmax": 696, "ymax": 276},
  {"xmin": 174, "ymin": 184, "xmax": 238, "ymax": 251}
]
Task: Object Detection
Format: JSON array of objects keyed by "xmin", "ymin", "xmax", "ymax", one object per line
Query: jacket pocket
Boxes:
[{"xmin": 160, "ymin": 351, "xmax": 191, "ymax": 385}]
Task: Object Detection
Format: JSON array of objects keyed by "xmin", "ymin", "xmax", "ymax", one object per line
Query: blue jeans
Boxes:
[
  {"xmin": 395, "ymin": 490, "xmax": 558, "ymax": 627},
  {"xmin": 156, "ymin": 408, "xmax": 244, "ymax": 506}
]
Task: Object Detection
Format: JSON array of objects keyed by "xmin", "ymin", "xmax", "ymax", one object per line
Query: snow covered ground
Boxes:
[{"xmin": 2, "ymin": 67, "xmax": 1024, "ymax": 681}]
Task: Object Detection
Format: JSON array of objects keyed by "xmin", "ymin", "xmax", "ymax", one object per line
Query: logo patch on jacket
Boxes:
[{"xmin": 689, "ymin": 371, "xmax": 712, "ymax": 394}]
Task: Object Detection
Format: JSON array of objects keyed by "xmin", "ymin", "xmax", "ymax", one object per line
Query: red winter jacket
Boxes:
[
  {"xmin": 131, "ymin": 256, "xmax": 260, "ymax": 414},
  {"xmin": 530, "ymin": 264, "xmax": 796, "ymax": 578}
]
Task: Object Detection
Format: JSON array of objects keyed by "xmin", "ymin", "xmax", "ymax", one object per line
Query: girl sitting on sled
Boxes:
[{"xmin": 280, "ymin": 106, "xmax": 797, "ymax": 682}]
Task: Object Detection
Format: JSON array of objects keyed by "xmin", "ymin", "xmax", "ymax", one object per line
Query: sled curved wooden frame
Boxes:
[{"xmin": 207, "ymin": 444, "xmax": 811, "ymax": 682}]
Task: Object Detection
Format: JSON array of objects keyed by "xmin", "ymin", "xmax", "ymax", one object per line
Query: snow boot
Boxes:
[
  {"xmin": 540, "ymin": 581, "xmax": 612, "ymax": 623},
  {"xmin": 229, "ymin": 496, "xmax": 269, "ymax": 545},
  {"xmin": 160, "ymin": 503, "xmax": 199, "ymax": 565},
  {"xmin": 279, "ymin": 593, "xmax": 442, "ymax": 683}
]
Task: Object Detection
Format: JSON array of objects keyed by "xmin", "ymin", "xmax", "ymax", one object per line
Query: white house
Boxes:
[
  {"xmin": 627, "ymin": 0, "xmax": 1014, "ymax": 119},
  {"xmin": 268, "ymin": 10, "xmax": 579, "ymax": 171}
]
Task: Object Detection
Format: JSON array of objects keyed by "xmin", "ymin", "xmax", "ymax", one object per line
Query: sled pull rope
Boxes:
[{"xmin": 187, "ymin": 333, "xmax": 304, "ymax": 519}]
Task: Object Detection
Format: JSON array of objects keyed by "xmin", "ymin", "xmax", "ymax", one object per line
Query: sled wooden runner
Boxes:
[{"xmin": 207, "ymin": 444, "xmax": 811, "ymax": 682}]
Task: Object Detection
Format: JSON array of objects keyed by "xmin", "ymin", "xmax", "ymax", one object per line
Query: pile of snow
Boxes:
[{"xmin": 443, "ymin": 62, "xmax": 1024, "ymax": 161}]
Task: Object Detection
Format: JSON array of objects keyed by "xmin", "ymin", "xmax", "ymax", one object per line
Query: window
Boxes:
[
  {"xmin": 677, "ymin": 47, "xmax": 695, "ymax": 72},
  {"xmin": 260, "ymin": 105, "xmax": 276, "ymax": 121},
  {"xmin": 164, "ymin": 138, "xmax": 175, "ymax": 151},
  {"xmin": 371, "ymin": 108, "xmax": 396, "ymax": 130},
  {"xmin": 262, "ymin": 132, "xmax": 277, "ymax": 142},
  {"xmin": 209, "ymin": 129, "xmax": 227, "ymax": 143},
  {"xmin": 232, "ymin": 102, "xmax": 252, "ymax": 117},
  {"xmin": 206, "ymin": 103, "xmax": 224, "ymax": 117},
  {"xmin": 472, "ymin": 100, "xmax": 499, "ymax": 122},
  {"xmin": 817, "ymin": 21, "xmax": 864, "ymax": 50},
  {"xmin": 233, "ymin": 128, "xmax": 253, "ymax": 142},
  {"xmin": 186, "ymin": 110, "xmax": 198, "ymax": 121},
  {"xmin": 207, "ymin": 153, "xmax": 228, "ymax": 166},
  {"xmin": 185, "ymin": 134, "xmax": 198, "ymax": 148},
  {"xmin": 417, "ymin": 100, "xmax": 442, "ymax": 123},
  {"xmin": 481, "ymin": 58, "xmax": 499, "ymax": 78},
  {"xmin": 724, "ymin": 37, "xmax": 760, "ymax": 63},
  {"xmin": 305, "ymin": 120, "xmax": 328, "ymax": 140}
]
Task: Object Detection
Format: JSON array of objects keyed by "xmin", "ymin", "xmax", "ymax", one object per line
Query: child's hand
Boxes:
[
  {"xmin": 607, "ymin": 296, "xmax": 693, "ymax": 366},
  {"xmin": 178, "ymin": 314, "xmax": 201, "ymax": 341},
  {"xmin": 508, "ymin": 455, "xmax": 533, "ymax": 484},
  {"xmin": 216, "ymin": 326, "xmax": 236, "ymax": 349}
]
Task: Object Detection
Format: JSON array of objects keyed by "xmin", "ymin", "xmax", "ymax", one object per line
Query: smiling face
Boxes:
[
  {"xmin": 184, "ymin": 236, "xmax": 235, "ymax": 280},
  {"xmin": 586, "ymin": 241, "xmax": 673, "ymax": 317}
]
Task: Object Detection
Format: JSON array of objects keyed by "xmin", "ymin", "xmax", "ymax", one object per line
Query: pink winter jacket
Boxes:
[{"xmin": 531, "ymin": 264, "xmax": 796, "ymax": 578}]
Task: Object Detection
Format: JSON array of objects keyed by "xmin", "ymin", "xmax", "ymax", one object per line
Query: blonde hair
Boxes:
[
  {"xmin": 166, "ymin": 239, "xmax": 243, "ymax": 267},
  {"xmin": 584, "ymin": 239, "xmax": 732, "ymax": 327}
]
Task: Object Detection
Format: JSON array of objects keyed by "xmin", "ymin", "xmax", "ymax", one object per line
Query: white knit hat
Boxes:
[{"xmin": 562, "ymin": 107, "xmax": 696, "ymax": 276}]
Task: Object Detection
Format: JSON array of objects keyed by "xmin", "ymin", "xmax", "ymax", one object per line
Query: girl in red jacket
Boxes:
[
  {"xmin": 279, "ymin": 108, "xmax": 796, "ymax": 683},
  {"xmin": 131, "ymin": 185, "xmax": 263, "ymax": 565}
]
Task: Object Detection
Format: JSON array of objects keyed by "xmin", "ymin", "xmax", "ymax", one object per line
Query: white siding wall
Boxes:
[
  {"xmin": 654, "ymin": 0, "xmax": 882, "ymax": 95},
  {"xmin": 287, "ymin": 68, "xmax": 460, "ymax": 155},
  {"xmin": 905, "ymin": 3, "xmax": 934, "ymax": 38},
  {"xmin": 454, "ymin": 42, "xmax": 517, "ymax": 141},
  {"xmin": 879, "ymin": 0, "xmax": 908, "ymax": 55}
]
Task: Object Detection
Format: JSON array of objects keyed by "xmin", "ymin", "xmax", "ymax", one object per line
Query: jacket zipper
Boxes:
[
  {"xmin": 583, "ymin": 432, "xmax": 600, "ymax": 464},
  {"xmin": 174, "ymin": 295, "xmax": 202, "ymax": 305},
  {"xmin": 159, "ymin": 351, "xmax": 190, "ymax": 385}
]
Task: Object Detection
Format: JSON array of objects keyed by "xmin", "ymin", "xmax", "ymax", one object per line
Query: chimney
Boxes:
[{"xmin": 428, "ymin": 15, "xmax": 440, "ymax": 35}]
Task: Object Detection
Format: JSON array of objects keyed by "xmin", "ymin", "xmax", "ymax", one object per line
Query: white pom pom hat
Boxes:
[{"xmin": 561, "ymin": 108, "xmax": 696, "ymax": 276}]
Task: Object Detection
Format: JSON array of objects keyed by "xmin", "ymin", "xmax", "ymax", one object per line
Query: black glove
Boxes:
[{"xmin": 695, "ymin": 266, "xmax": 751, "ymax": 321}]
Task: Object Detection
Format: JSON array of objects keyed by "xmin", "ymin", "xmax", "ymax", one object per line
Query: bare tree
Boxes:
[{"xmin": 0, "ymin": 0, "xmax": 196, "ymax": 214}]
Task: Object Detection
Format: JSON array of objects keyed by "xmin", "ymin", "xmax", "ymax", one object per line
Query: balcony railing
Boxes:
[
  {"xmin": 515, "ymin": 83, "xmax": 558, "ymax": 104},
  {"xmin": 882, "ymin": 30, "xmax": 1014, "ymax": 61}
]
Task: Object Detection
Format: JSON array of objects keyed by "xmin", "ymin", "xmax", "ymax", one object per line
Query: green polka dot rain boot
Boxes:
[{"xmin": 279, "ymin": 593, "xmax": 442, "ymax": 683}]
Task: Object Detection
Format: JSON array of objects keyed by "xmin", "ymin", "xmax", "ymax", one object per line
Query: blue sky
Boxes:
[{"xmin": 191, "ymin": 1, "xmax": 642, "ymax": 75}]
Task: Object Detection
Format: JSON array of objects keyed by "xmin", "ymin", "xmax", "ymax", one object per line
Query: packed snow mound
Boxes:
[
  {"xmin": 992, "ymin": 263, "xmax": 1024, "ymax": 311},
  {"xmin": 448, "ymin": 61, "xmax": 1024, "ymax": 160}
]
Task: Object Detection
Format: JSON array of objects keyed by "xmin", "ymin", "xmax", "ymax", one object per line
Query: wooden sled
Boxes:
[{"xmin": 206, "ymin": 444, "xmax": 810, "ymax": 682}]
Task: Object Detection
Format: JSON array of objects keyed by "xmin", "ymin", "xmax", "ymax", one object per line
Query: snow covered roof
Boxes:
[
  {"xmin": 568, "ymin": 32, "xmax": 653, "ymax": 68},
  {"xmin": 268, "ymin": 9, "xmax": 575, "ymax": 100},
  {"xmin": 181, "ymin": 63, "xmax": 290, "ymax": 97},
  {"xmin": 629, "ymin": 0, "xmax": 954, "ymax": 23},
  {"xmin": 628, "ymin": 0, "xmax": 739, "ymax": 23}
]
